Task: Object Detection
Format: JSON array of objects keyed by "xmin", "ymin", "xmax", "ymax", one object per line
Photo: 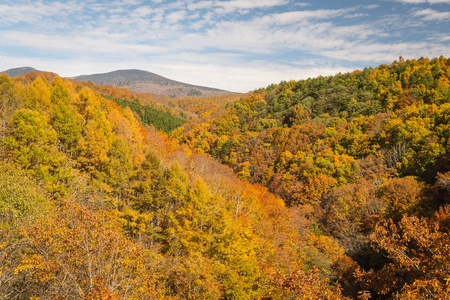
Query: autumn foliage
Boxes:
[
  {"xmin": 173, "ymin": 56, "xmax": 450, "ymax": 298},
  {"xmin": 0, "ymin": 72, "xmax": 347, "ymax": 298},
  {"xmin": 1, "ymin": 56, "xmax": 450, "ymax": 299}
]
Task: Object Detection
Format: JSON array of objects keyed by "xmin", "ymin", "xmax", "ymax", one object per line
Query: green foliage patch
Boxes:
[{"xmin": 104, "ymin": 94, "xmax": 186, "ymax": 133}]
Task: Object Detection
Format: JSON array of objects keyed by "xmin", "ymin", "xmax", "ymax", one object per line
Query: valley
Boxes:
[{"xmin": 1, "ymin": 56, "xmax": 450, "ymax": 299}]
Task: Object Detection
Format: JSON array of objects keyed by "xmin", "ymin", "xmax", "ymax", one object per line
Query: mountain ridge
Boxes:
[
  {"xmin": 3, "ymin": 67, "xmax": 37, "ymax": 77},
  {"xmin": 3, "ymin": 67, "xmax": 236, "ymax": 99},
  {"xmin": 73, "ymin": 69, "xmax": 235, "ymax": 98}
]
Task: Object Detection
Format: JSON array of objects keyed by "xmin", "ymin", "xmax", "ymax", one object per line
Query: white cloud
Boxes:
[
  {"xmin": 320, "ymin": 41, "xmax": 449, "ymax": 63},
  {"xmin": 215, "ymin": 0, "xmax": 289, "ymax": 13},
  {"xmin": 0, "ymin": 2, "xmax": 82, "ymax": 26},
  {"xmin": 187, "ymin": 1, "xmax": 214, "ymax": 10},
  {"xmin": 395, "ymin": 0, "xmax": 450, "ymax": 3},
  {"xmin": 0, "ymin": 30, "xmax": 166, "ymax": 55},
  {"xmin": 120, "ymin": 0, "xmax": 144, "ymax": 4},
  {"xmin": 413, "ymin": 8, "xmax": 450, "ymax": 20},
  {"xmin": 257, "ymin": 9, "xmax": 351, "ymax": 25},
  {"xmin": 130, "ymin": 6, "xmax": 155, "ymax": 17},
  {"xmin": 170, "ymin": 8, "xmax": 384, "ymax": 56},
  {"xmin": 0, "ymin": 0, "xmax": 448, "ymax": 93},
  {"xmin": 430, "ymin": 34, "xmax": 450, "ymax": 42},
  {"xmin": 166, "ymin": 10, "xmax": 187, "ymax": 24}
]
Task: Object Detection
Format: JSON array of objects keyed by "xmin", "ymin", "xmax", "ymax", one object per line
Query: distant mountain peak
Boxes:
[
  {"xmin": 73, "ymin": 69, "xmax": 234, "ymax": 98},
  {"xmin": 3, "ymin": 67, "xmax": 37, "ymax": 77}
]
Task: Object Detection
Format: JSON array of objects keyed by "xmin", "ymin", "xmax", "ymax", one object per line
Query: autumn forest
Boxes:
[{"xmin": 1, "ymin": 56, "xmax": 450, "ymax": 299}]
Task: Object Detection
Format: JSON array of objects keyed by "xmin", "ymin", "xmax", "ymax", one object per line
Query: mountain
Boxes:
[
  {"xmin": 3, "ymin": 67, "xmax": 37, "ymax": 77},
  {"xmin": 73, "ymin": 69, "xmax": 235, "ymax": 98}
]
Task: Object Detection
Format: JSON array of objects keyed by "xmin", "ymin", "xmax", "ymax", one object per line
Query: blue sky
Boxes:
[{"xmin": 0, "ymin": 0, "xmax": 449, "ymax": 92}]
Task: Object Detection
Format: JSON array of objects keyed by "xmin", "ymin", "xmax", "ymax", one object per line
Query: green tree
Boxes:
[{"xmin": 3, "ymin": 109, "xmax": 71, "ymax": 195}]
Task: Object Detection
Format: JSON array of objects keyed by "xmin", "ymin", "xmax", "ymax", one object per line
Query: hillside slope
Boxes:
[
  {"xmin": 74, "ymin": 69, "xmax": 235, "ymax": 98},
  {"xmin": 3, "ymin": 57, "xmax": 450, "ymax": 299},
  {"xmin": 0, "ymin": 71, "xmax": 348, "ymax": 299},
  {"xmin": 13, "ymin": 70, "xmax": 188, "ymax": 132},
  {"xmin": 174, "ymin": 56, "xmax": 450, "ymax": 298}
]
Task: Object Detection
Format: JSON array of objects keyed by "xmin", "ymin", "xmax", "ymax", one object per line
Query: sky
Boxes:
[{"xmin": 0, "ymin": 0, "xmax": 449, "ymax": 92}]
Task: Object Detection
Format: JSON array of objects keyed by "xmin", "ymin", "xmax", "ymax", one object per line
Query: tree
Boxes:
[
  {"xmin": 356, "ymin": 207, "xmax": 450, "ymax": 298},
  {"xmin": 78, "ymin": 115, "xmax": 115, "ymax": 176},
  {"xmin": 377, "ymin": 176, "xmax": 423, "ymax": 220},
  {"xmin": 0, "ymin": 163, "xmax": 51, "ymax": 298},
  {"xmin": 269, "ymin": 267, "xmax": 350, "ymax": 299},
  {"xmin": 0, "ymin": 74, "xmax": 22, "ymax": 154},
  {"xmin": 15, "ymin": 199, "xmax": 165, "ymax": 299},
  {"xmin": 3, "ymin": 109, "xmax": 71, "ymax": 195},
  {"xmin": 50, "ymin": 77, "xmax": 83, "ymax": 151}
]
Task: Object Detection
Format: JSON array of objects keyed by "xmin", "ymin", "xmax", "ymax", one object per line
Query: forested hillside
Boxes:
[
  {"xmin": 14, "ymin": 70, "xmax": 189, "ymax": 131},
  {"xmin": 103, "ymin": 94, "xmax": 186, "ymax": 133},
  {"xmin": 173, "ymin": 56, "xmax": 450, "ymax": 298},
  {"xmin": 2, "ymin": 56, "xmax": 450, "ymax": 299},
  {"xmin": 170, "ymin": 93, "xmax": 252, "ymax": 117},
  {"xmin": 0, "ymin": 73, "xmax": 351, "ymax": 299}
]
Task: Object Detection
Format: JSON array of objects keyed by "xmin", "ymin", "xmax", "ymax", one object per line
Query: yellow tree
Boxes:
[{"xmin": 15, "ymin": 199, "xmax": 165, "ymax": 299}]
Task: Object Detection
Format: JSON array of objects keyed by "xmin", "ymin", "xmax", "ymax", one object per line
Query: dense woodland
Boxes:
[
  {"xmin": 103, "ymin": 94, "xmax": 186, "ymax": 133},
  {"xmin": 0, "ymin": 56, "xmax": 449, "ymax": 299},
  {"xmin": 170, "ymin": 93, "xmax": 252, "ymax": 117},
  {"xmin": 173, "ymin": 56, "xmax": 450, "ymax": 298},
  {"xmin": 0, "ymin": 72, "xmax": 346, "ymax": 299}
]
